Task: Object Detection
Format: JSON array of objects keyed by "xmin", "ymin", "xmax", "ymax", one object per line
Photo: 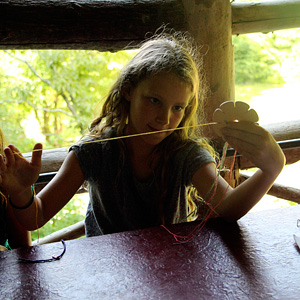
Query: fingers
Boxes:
[
  {"xmin": 4, "ymin": 146, "xmax": 16, "ymax": 167},
  {"xmin": 221, "ymin": 122, "xmax": 285, "ymax": 174},
  {"xmin": 0, "ymin": 143, "xmax": 43, "ymax": 193},
  {"xmin": 9, "ymin": 144, "xmax": 23, "ymax": 157},
  {"xmin": 0, "ymin": 155, "xmax": 7, "ymax": 186},
  {"xmin": 221, "ymin": 122, "xmax": 268, "ymax": 147},
  {"xmin": 31, "ymin": 143, "xmax": 43, "ymax": 167},
  {"xmin": 221, "ymin": 122, "xmax": 269, "ymax": 157},
  {"xmin": 2, "ymin": 143, "xmax": 43, "ymax": 169},
  {"xmin": 222, "ymin": 121, "xmax": 262, "ymax": 137},
  {"xmin": 4, "ymin": 144, "xmax": 28, "ymax": 169},
  {"xmin": 0, "ymin": 154, "xmax": 6, "ymax": 171}
]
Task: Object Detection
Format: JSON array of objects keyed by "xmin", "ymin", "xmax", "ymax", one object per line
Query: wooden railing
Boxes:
[
  {"xmin": 3, "ymin": 0, "xmax": 300, "ymax": 244},
  {"xmin": 32, "ymin": 220, "xmax": 85, "ymax": 246},
  {"xmin": 27, "ymin": 123, "xmax": 300, "ymax": 245}
]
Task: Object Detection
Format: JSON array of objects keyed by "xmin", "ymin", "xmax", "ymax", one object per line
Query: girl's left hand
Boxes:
[
  {"xmin": 220, "ymin": 122, "xmax": 286, "ymax": 177},
  {"xmin": 0, "ymin": 143, "xmax": 42, "ymax": 196}
]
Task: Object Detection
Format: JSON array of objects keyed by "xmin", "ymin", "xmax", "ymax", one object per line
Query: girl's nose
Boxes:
[{"xmin": 156, "ymin": 109, "xmax": 170, "ymax": 125}]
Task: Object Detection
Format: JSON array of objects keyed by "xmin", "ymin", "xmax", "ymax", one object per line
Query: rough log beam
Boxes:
[
  {"xmin": 240, "ymin": 173, "xmax": 300, "ymax": 203},
  {"xmin": 0, "ymin": 0, "xmax": 186, "ymax": 50},
  {"xmin": 237, "ymin": 147, "xmax": 300, "ymax": 170},
  {"xmin": 25, "ymin": 143, "xmax": 300, "ymax": 175},
  {"xmin": 264, "ymin": 120, "xmax": 300, "ymax": 141},
  {"xmin": 1, "ymin": 0, "xmax": 300, "ymax": 50},
  {"xmin": 32, "ymin": 220, "xmax": 85, "ymax": 245},
  {"xmin": 23, "ymin": 119, "xmax": 300, "ymax": 174},
  {"xmin": 28, "ymin": 144, "xmax": 300, "ymax": 175},
  {"xmin": 232, "ymin": 0, "xmax": 300, "ymax": 35}
]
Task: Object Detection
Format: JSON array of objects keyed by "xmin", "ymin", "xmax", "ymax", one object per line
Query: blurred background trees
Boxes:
[
  {"xmin": 0, "ymin": 28, "xmax": 299, "ymax": 240},
  {"xmin": 0, "ymin": 49, "xmax": 135, "ymax": 151}
]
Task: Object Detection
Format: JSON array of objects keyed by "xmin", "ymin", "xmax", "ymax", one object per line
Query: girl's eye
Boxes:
[
  {"xmin": 149, "ymin": 98, "xmax": 160, "ymax": 104},
  {"xmin": 173, "ymin": 106, "xmax": 184, "ymax": 112}
]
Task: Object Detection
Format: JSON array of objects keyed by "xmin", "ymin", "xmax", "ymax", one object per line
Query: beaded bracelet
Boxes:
[{"xmin": 8, "ymin": 185, "xmax": 35, "ymax": 210}]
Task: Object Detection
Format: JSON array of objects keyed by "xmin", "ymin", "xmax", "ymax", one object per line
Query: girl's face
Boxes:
[{"xmin": 124, "ymin": 72, "xmax": 193, "ymax": 148}]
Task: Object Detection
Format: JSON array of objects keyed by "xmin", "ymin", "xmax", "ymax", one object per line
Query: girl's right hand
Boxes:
[
  {"xmin": 0, "ymin": 143, "xmax": 42, "ymax": 197},
  {"xmin": 220, "ymin": 122, "xmax": 285, "ymax": 177}
]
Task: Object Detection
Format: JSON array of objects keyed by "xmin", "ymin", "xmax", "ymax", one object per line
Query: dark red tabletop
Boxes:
[{"xmin": 1, "ymin": 205, "xmax": 300, "ymax": 300}]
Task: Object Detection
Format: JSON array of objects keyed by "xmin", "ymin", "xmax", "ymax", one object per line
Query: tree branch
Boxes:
[
  {"xmin": 0, "ymin": 99, "xmax": 73, "ymax": 117},
  {"xmin": 3, "ymin": 50, "xmax": 78, "ymax": 118}
]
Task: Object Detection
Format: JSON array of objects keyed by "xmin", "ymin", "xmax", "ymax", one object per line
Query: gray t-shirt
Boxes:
[{"xmin": 70, "ymin": 128, "xmax": 215, "ymax": 237}]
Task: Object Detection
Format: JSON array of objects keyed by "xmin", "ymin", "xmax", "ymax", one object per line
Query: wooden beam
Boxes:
[
  {"xmin": 2, "ymin": 0, "xmax": 300, "ymax": 51},
  {"xmin": 24, "ymin": 119, "xmax": 300, "ymax": 174},
  {"xmin": 240, "ymin": 173, "xmax": 300, "ymax": 203},
  {"xmin": 32, "ymin": 220, "xmax": 85, "ymax": 245},
  {"xmin": 264, "ymin": 120, "xmax": 300, "ymax": 142},
  {"xmin": 0, "ymin": 0, "xmax": 186, "ymax": 50},
  {"xmin": 23, "ymin": 147, "xmax": 69, "ymax": 174},
  {"xmin": 238, "ymin": 147, "xmax": 300, "ymax": 170},
  {"xmin": 232, "ymin": 0, "xmax": 300, "ymax": 35}
]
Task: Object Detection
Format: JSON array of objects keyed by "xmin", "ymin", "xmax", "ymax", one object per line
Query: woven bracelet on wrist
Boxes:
[{"xmin": 8, "ymin": 185, "xmax": 35, "ymax": 210}]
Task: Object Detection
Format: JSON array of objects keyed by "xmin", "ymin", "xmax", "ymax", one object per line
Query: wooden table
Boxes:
[{"xmin": 1, "ymin": 205, "xmax": 300, "ymax": 300}]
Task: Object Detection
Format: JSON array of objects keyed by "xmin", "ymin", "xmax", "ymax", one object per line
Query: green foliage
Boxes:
[
  {"xmin": 233, "ymin": 29, "xmax": 300, "ymax": 84},
  {"xmin": 233, "ymin": 35, "xmax": 284, "ymax": 84},
  {"xmin": 0, "ymin": 30, "xmax": 299, "ymax": 240},
  {"xmin": 31, "ymin": 194, "xmax": 87, "ymax": 241},
  {"xmin": 0, "ymin": 49, "xmax": 136, "ymax": 241},
  {"xmin": 263, "ymin": 29, "xmax": 300, "ymax": 83},
  {"xmin": 0, "ymin": 49, "xmax": 135, "ymax": 152}
]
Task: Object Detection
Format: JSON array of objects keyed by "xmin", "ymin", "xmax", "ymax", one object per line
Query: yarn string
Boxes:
[
  {"xmin": 33, "ymin": 185, "xmax": 40, "ymax": 242},
  {"xmin": 161, "ymin": 144, "xmax": 237, "ymax": 244},
  {"xmin": 182, "ymin": 142, "xmax": 228, "ymax": 222},
  {"xmin": 1, "ymin": 120, "xmax": 233, "ymax": 246},
  {"xmin": 0, "ymin": 122, "xmax": 219, "ymax": 164},
  {"xmin": 16, "ymin": 121, "xmax": 217, "ymax": 155}
]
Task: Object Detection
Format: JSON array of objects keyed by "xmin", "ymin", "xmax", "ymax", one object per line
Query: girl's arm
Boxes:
[
  {"xmin": 192, "ymin": 122, "xmax": 285, "ymax": 221},
  {"xmin": 6, "ymin": 202, "xmax": 32, "ymax": 248},
  {"xmin": 0, "ymin": 143, "xmax": 85, "ymax": 230}
]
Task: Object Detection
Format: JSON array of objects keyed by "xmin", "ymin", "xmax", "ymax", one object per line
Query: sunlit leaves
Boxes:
[
  {"xmin": 0, "ymin": 49, "xmax": 135, "ymax": 151},
  {"xmin": 233, "ymin": 28, "xmax": 300, "ymax": 84}
]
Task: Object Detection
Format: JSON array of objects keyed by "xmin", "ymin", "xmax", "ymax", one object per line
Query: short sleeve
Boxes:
[
  {"xmin": 69, "ymin": 138, "xmax": 103, "ymax": 180},
  {"xmin": 184, "ymin": 143, "xmax": 215, "ymax": 186}
]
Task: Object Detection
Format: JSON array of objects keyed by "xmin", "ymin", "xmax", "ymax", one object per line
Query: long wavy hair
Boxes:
[
  {"xmin": 89, "ymin": 30, "xmax": 215, "ymax": 222},
  {"xmin": 0, "ymin": 129, "xmax": 7, "ymax": 206}
]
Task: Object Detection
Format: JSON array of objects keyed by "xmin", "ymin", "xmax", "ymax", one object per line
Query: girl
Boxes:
[
  {"xmin": 0, "ymin": 128, "xmax": 31, "ymax": 249},
  {"xmin": 0, "ymin": 32, "xmax": 285, "ymax": 237}
]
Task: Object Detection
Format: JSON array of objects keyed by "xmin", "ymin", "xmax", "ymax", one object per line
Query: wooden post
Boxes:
[
  {"xmin": 182, "ymin": 0, "xmax": 234, "ymax": 138},
  {"xmin": 182, "ymin": 0, "xmax": 237, "ymax": 186}
]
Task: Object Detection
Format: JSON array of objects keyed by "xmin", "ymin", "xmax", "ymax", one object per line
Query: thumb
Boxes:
[{"xmin": 31, "ymin": 143, "xmax": 43, "ymax": 167}]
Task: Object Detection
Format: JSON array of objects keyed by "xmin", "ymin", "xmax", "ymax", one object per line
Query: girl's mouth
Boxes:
[
  {"xmin": 147, "ymin": 124, "xmax": 175, "ymax": 135},
  {"xmin": 148, "ymin": 125, "xmax": 160, "ymax": 132},
  {"xmin": 147, "ymin": 125, "xmax": 167, "ymax": 133}
]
